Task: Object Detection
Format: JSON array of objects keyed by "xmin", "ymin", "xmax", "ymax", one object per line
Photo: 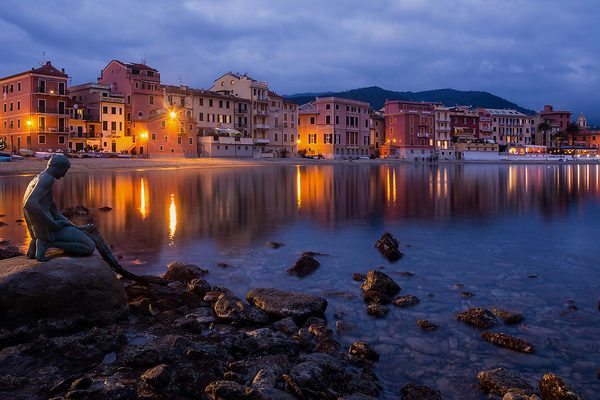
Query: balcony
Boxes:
[
  {"xmin": 254, "ymin": 123, "xmax": 270, "ymax": 129},
  {"xmin": 236, "ymin": 123, "xmax": 248, "ymax": 128},
  {"xmin": 255, "ymin": 109, "xmax": 268, "ymax": 116},
  {"xmin": 235, "ymin": 108, "xmax": 248, "ymax": 114},
  {"xmin": 255, "ymin": 138, "xmax": 270, "ymax": 145},
  {"xmin": 38, "ymin": 126, "xmax": 68, "ymax": 133},
  {"xmin": 35, "ymin": 87, "xmax": 67, "ymax": 96},
  {"xmin": 37, "ymin": 107, "xmax": 69, "ymax": 115},
  {"xmin": 417, "ymin": 132, "xmax": 429, "ymax": 138}
]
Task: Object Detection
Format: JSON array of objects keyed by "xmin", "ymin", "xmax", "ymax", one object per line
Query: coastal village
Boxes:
[{"xmin": 1, "ymin": 60, "xmax": 598, "ymax": 162}]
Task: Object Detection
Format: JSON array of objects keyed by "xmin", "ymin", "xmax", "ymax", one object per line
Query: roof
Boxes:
[
  {"xmin": 1, "ymin": 61, "xmax": 67, "ymax": 81},
  {"xmin": 102, "ymin": 59, "xmax": 158, "ymax": 73},
  {"xmin": 485, "ymin": 108, "xmax": 526, "ymax": 117},
  {"xmin": 162, "ymin": 84, "xmax": 248, "ymax": 101}
]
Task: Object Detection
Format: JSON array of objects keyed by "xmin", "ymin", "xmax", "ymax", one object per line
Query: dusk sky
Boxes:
[{"xmin": 1, "ymin": 0, "xmax": 598, "ymax": 122}]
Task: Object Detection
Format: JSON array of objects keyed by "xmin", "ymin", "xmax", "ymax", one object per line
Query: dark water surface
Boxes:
[{"xmin": 1, "ymin": 163, "xmax": 599, "ymax": 399}]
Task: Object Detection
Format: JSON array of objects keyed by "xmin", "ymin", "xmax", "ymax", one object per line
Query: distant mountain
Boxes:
[{"xmin": 285, "ymin": 86, "xmax": 536, "ymax": 115}]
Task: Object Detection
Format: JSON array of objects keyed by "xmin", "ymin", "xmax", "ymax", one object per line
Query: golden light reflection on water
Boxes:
[
  {"xmin": 296, "ymin": 165, "xmax": 302, "ymax": 209},
  {"xmin": 168, "ymin": 193, "xmax": 177, "ymax": 244},
  {"xmin": 139, "ymin": 177, "xmax": 148, "ymax": 219}
]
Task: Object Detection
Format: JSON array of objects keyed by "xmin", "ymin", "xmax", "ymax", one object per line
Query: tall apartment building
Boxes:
[
  {"xmin": 0, "ymin": 61, "xmax": 69, "ymax": 152},
  {"xmin": 382, "ymin": 100, "xmax": 435, "ymax": 160},
  {"xmin": 161, "ymin": 84, "xmax": 253, "ymax": 157},
  {"xmin": 267, "ymin": 91, "xmax": 298, "ymax": 156},
  {"xmin": 434, "ymin": 106, "xmax": 451, "ymax": 150},
  {"xmin": 487, "ymin": 109, "xmax": 535, "ymax": 145},
  {"xmin": 477, "ymin": 108, "xmax": 493, "ymax": 142},
  {"xmin": 535, "ymin": 104, "xmax": 571, "ymax": 146},
  {"xmin": 67, "ymin": 101, "xmax": 101, "ymax": 151},
  {"xmin": 449, "ymin": 106, "xmax": 480, "ymax": 140},
  {"xmin": 210, "ymin": 72, "xmax": 297, "ymax": 155},
  {"xmin": 297, "ymin": 97, "xmax": 371, "ymax": 158},
  {"xmin": 69, "ymin": 83, "xmax": 127, "ymax": 152},
  {"xmin": 370, "ymin": 110, "xmax": 385, "ymax": 155}
]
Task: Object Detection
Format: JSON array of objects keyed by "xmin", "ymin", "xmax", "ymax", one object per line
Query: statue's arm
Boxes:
[
  {"xmin": 23, "ymin": 176, "xmax": 67, "ymax": 231},
  {"xmin": 50, "ymin": 201, "xmax": 72, "ymax": 225}
]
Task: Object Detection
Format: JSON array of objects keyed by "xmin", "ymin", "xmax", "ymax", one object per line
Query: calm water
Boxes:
[{"xmin": 1, "ymin": 163, "xmax": 599, "ymax": 399}]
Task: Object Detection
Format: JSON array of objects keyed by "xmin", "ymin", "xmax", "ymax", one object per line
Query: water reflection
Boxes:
[{"xmin": 1, "ymin": 164, "xmax": 600, "ymax": 253}]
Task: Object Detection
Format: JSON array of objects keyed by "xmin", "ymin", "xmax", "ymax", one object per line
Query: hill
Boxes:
[{"xmin": 285, "ymin": 86, "xmax": 535, "ymax": 115}]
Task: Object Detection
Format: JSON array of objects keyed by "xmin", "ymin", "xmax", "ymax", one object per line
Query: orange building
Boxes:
[{"xmin": 0, "ymin": 61, "xmax": 70, "ymax": 153}]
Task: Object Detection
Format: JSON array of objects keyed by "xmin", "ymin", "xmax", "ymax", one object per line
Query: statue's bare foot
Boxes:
[
  {"xmin": 35, "ymin": 239, "xmax": 50, "ymax": 262},
  {"xmin": 26, "ymin": 240, "xmax": 36, "ymax": 259}
]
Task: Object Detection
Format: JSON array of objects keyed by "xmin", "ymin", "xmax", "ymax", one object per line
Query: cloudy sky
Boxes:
[{"xmin": 1, "ymin": 0, "xmax": 598, "ymax": 122}]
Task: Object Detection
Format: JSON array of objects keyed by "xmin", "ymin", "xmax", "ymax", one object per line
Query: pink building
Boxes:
[
  {"xmin": 297, "ymin": 97, "xmax": 371, "ymax": 158},
  {"xmin": 0, "ymin": 61, "xmax": 69, "ymax": 152},
  {"xmin": 535, "ymin": 104, "xmax": 572, "ymax": 146},
  {"xmin": 382, "ymin": 100, "xmax": 435, "ymax": 160}
]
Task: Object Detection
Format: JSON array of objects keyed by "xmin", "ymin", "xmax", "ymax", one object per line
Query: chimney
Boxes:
[
  {"xmin": 61, "ymin": 68, "xmax": 65, "ymax": 74},
  {"xmin": 46, "ymin": 61, "xmax": 51, "ymax": 66}
]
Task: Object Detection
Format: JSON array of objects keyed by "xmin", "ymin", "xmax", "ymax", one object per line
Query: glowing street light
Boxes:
[
  {"xmin": 169, "ymin": 111, "xmax": 177, "ymax": 120},
  {"xmin": 140, "ymin": 131, "xmax": 149, "ymax": 159}
]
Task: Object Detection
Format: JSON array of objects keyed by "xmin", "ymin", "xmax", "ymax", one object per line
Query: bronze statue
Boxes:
[
  {"xmin": 23, "ymin": 155, "xmax": 95, "ymax": 261},
  {"xmin": 23, "ymin": 154, "xmax": 166, "ymax": 285}
]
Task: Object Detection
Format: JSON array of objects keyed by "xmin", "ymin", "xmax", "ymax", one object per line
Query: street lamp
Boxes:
[
  {"xmin": 140, "ymin": 131, "xmax": 149, "ymax": 159},
  {"xmin": 26, "ymin": 119, "xmax": 33, "ymax": 151}
]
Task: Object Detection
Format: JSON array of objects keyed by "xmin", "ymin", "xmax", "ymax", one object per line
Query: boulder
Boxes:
[
  {"xmin": 265, "ymin": 241, "xmax": 284, "ymax": 249},
  {"xmin": 456, "ymin": 307, "xmax": 499, "ymax": 329},
  {"xmin": 246, "ymin": 288, "xmax": 327, "ymax": 320},
  {"xmin": 366, "ymin": 304, "xmax": 389, "ymax": 317},
  {"xmin": 416, "ymin": 320, "xmax": 438, "ymax": 331},
  {"xmin": 348, "ymin": 341, "xmax": 379, "ymax": 363},
  {"xmin": 360, "ymin": 271, "xmax": 401, "ymax": 296},
  {"xmin": 392, "ymin": 294, "xmax": 420, "ymax": 307},
  {"xmin": 477, "ymin": 368, "xmax": 535, "ymax": 396},
  {"xmin": 362, "ymin": 290, "xmax": 391, "ymax": 304},
  {"xmin": 482, "ymin": 332, "xmax": 534, "ymax": 353},
  {"xmin": 400, "ymin": 383, "xmax": 443, "ymax": 400},
  {"xmin": 375, "ymin": 232, "xmax": 403, "ymax": 261},
  {"xmin": 162, "ymin": 261, "xmax": 208, "ymax": 283},
  {"xmin": 0, "ymin": 254, "xmax": 128, "ymax": 328},
  {"xmin": 538, "ymin": 373, "xmax": 582, "ymax": 400},
  {"xmin": 205, "ymin": 380, "xmax": 249, "ymax": 400},
  {"xmin": 287, "ymin": 254, "xmax": 320, "ymax": 277},
  {"xmin": 491, "ymin": 306, "xmax": 524, "ymax": 324}
]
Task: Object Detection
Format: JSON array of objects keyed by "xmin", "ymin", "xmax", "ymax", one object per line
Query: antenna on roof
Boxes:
[{"xmin": 40, "ymin": 51, "xmax": 47, "ymax": 66}]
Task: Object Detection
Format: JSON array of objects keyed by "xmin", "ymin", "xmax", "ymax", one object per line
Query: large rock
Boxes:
[
  {"xmin": 456, "ymin": 307, "xmax": 499, "ymax": 329},
  {"xmin": 0, "ymin": 254, "xmax": 128, "ymax": 327},
  {"xmin": 477, "ymin": 368, "xmax": 535, "ymax": 396},
  {"xmin": 0, "ymin": 245, "xmax": 22, "ymax": 260},
  {"xmin": 162, "ymin": 261, "xmax": 208, "ymax": 283},
  {"xmin": 538, "ymin": 373, "xmax": 582, "ymax": 400},
  {"xmin": 246, "ymin": 288, "xmax": 327, "ymax": 320},
  {"xmin": 360, "ymin": 271, "xmax": 401, "ymax": 296},
  {"xmin": 375, "ymin": 232, "xmax": 403, "ymax": 261}
]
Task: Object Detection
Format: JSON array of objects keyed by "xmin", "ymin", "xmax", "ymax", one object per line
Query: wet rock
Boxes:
[
  {"xmin": 503, "ymin": 392, "xmax": 541, "ymax": 400},
  {"xmin": 396, "ymin": 271, "xmax": 415, "ymax": 277},
  {"xmin": 0, "ymin": 245, "xmax": 22, "ymax": 260},
  {"xmin": 245, "ymin": 328, "xmax": 299, "ymax": 355},
  {"xmin": 456, "ymin": 307, "xmax": 499, "ymax": 329},
  {"xmin": 188, "ymin": 278, "xmax": 211, "ymax": 297},
  {"xmin": 460, "ymin": 291, "xmax": 475, "ymax": 298},
  {"xmin": 315, "ymin": 338, "xmax": 341, "ymax": 355},
  {"xmin": 307, "ymin": 323, "xmax": 333, "ymax": 339},
  {"xmin": 528, "ymin": 274, "xmax": 538, "ymax": 279},
  {"xmin": 162, "ymin": 261, "xmax": 208, "ymax": 283},
  {"xmin": 205, "ymin": 380, "xmax": 249, "ymax": 399},
  {"xmin": 366, "ymin": 303, "xmax": 389, "ymax": 317},
  {"xmin": 98, "ymin": 206, "xmax": 112, "ymax": 212},
  {"xmin": 287, "ymin": 254, "xmax": 320, "ymax": 277},
  {"xmin": 491, "ymin": 306, "xmax": 524, "ymax": 324},
  {"xmin": 265, "ymin": 241, "xmax": 284, "ymax": 249},
  {"xmin": 204, "ymin": 291, "xmax": 225, "ymax": 303},
  {"xmin": 69, "ymin": 376, "xmax": 93, "ymax": 391},
  {"xmin": 338, "ymin": 395, "xmax": 377, "ymax": 400},
  {"xmin": 375, "ymin": 232, "xmax": 403, "ymax": 261},
  {"xmin": 416, "ymin": 320, "xmax": 438, "ymax": 331},
  {"xmin": 477, "ymin": 368, "xmax": 535, "ymax": 396},
  {"xmin": 248, "ymin": 387, "xmax": 296, "ymax": 399},
  {"xmin": 362, "ymin": 290, "xmax": 391, "ymax": 304},
  {"xmin": 0, "ymin": 254, "xmax": 128, "ymax": 328},
  {"xmin": 400, "ymin": 383, "xmax": 443, "ymax": 399},
  {"xmin": 214, "ymin": 295, "xmax": 269, "ymax": 325},
  {"xmin": 348, "ymin": 341, "xmax": 379, "ymax": 363},
  {"xmin": 61, "ymin": 205, "xmax": 93, "ymax": 224},
  {"xmin": 246, "ymin": 288, "xmax": 327, "ymax": 319},
  {"xmin": 482, "ymin": 332, "xmax": 534, "ymax": 353},
  {"xmin": 217, "ymin": 262, "xmax": 231, "ymax": 269},
  {"xmin": 538, "ymin": 372, "xmax": 582, "ymax": 400},
  {"xmin": 273, "ymin": 317, "xmax": 298, "ymax": 335},
  {"xmin": 336, "ymin": 320, "xmax": 356, "ymax": 335},
  {"xmin": 352, "ymin": 272, "xmax": 367, "ymax": 282},
  {"xmin": 360, "ymin": 270, "xmax": 401, "ymax": 297},
  {"xmin": 452, "ymin": 283, "xmax": 464, "ymax": 289},
  {"xmin": 303, "ymin": 317, "xmax": 327, "ymax": 328},
  {"xmin": 141, "ymin": 364, "xmax": 172, "ymax": 390},
  {"xmin": 393, "ymin": 294, "xmax": 420, "ymax": 307}
]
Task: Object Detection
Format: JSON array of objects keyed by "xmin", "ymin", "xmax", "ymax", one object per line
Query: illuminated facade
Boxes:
[
  {"xmin": 487, "ymin": 108, "xmax": 535, "ymax": 145},
  {"xmin": 370, "ymin": 111, "xmax": 385, "ymax": 155},
  {"xmin": 535, "ymin": 104, "xmax": 571, "ymax": 146},
  {"xmin": 382, "ymin": 100, "xmax": 436, "ymax": 160},
  {"xmin": 0, "ymin": 61, "xmax": 69, "ymax": 152},
  {"xmin": 297, "ymin": 97, "xmax": 371, "ymax": 158}
]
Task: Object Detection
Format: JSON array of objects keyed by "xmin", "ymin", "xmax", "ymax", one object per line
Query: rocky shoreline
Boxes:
[{"xmin": 0, "ymin": 233, "xmax": 589, "ymax": 400}]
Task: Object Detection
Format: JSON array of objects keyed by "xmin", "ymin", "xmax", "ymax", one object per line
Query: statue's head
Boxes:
[{"xmin": 47, "ymin": 154, "xmax": 71, "ymax": 179}]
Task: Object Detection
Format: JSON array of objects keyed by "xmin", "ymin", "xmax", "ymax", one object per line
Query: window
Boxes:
[
  {"xmin": 326, "ymin": 115, "xmax": 331, "ymax": 124},
  {"xmin": 310, "ymin": 117, "xmax": 315, "ymax": 124},
  {"xmin": 189, "ymin": 137, "xmax": 193, "ymax": 145},
  {"xmin": 336, "ymin": 115, "xmax": 339, "ymax": 125},
  {"xmin": 103, "ymin": 121, "xmax": 108, "ymax": 130},
  {"xmin": 199, "ymin": 113, "xmax": 204, "ymax": 121},
  {"xmin": 103, "ymin": 106, "xmax": 108, "ymax": 114},
  {"xmin": 199, "ymin": 98, "xmax": 204, "ymax": 106},
  {"xmin": 159, "ymin": 145, "xmax": 164, "ymax": 151},
  {"xmin": 151, "ymin": 133, "xmax": 156, "ymax": 141},
  {"xmin": 177, "ymin": 137, "xmax": 182, "ymax": 144},
  {"xmin": 219, "ymin": 100, "xmax": 223, "ymax": 108},
  {"xmin": 111, "ymin": 121, "xmax": 117, "ymax": 130},
  {"xmin": 17, "ymin": 101, "xmax": 20, "ymax": 110},
  {"xmin": 138, "ymin": 111, "xmax": 143, "ymax": 117},
  {"xmin": 58, "ymin": 135, "xmax": 65, "ymax": 144},
  {"xmin": 324, "ymin": 133, "xmax": 333, "ymax": 144},
  {"xmin": 209, "ymin": 99, "xmax": 213, "ymax": 107},
  {"xmin": 39, "ymin": 135, "xmax": 46, "ymax": 144},
  {"xmin": 308, "ymin": 133, "xmax": 317, "ymax": 144},
  {"xmin": 149, "ymin": 96, "xmax": 154, "ymax": 105},
  {"xmin": 17, "ymin": 82, "xmax": 21, "ymax": 91}
]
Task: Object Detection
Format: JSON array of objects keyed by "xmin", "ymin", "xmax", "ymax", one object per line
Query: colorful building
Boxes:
[
  {"xmin": 535, "ymin": 104, "xmax": 571, "ymax": 146},
  {"xmin": 382, "ymin": 100, "xmax": 436, "ymax": 160},
  {"xmin": 370, "ymin": 110, "xmax": 385, "ymax": 155},
  {"xmin": 0, "ymin": 61, "xmax": 69, "ymax": 153},
  {"xmin": 449, "ymin": 106, "xmax": 480, "ymax": 141},
  {"xmin": 297, "ymin": 97, "xmax": 371, "ymax": 159},
  {"xmin": 69, "ymin": 83, "xmax": 128, "ymax": 152},
  {"xmin": 434, "ymin": 106, "xmax": 452, "ymax": 150},
  {"xmin": 487, "ymin": 108, "xmax": 535, "ymax": 146},
  {"xmin": 267, "ymin": 91, "xmax": 298, "ymax": 157}
]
